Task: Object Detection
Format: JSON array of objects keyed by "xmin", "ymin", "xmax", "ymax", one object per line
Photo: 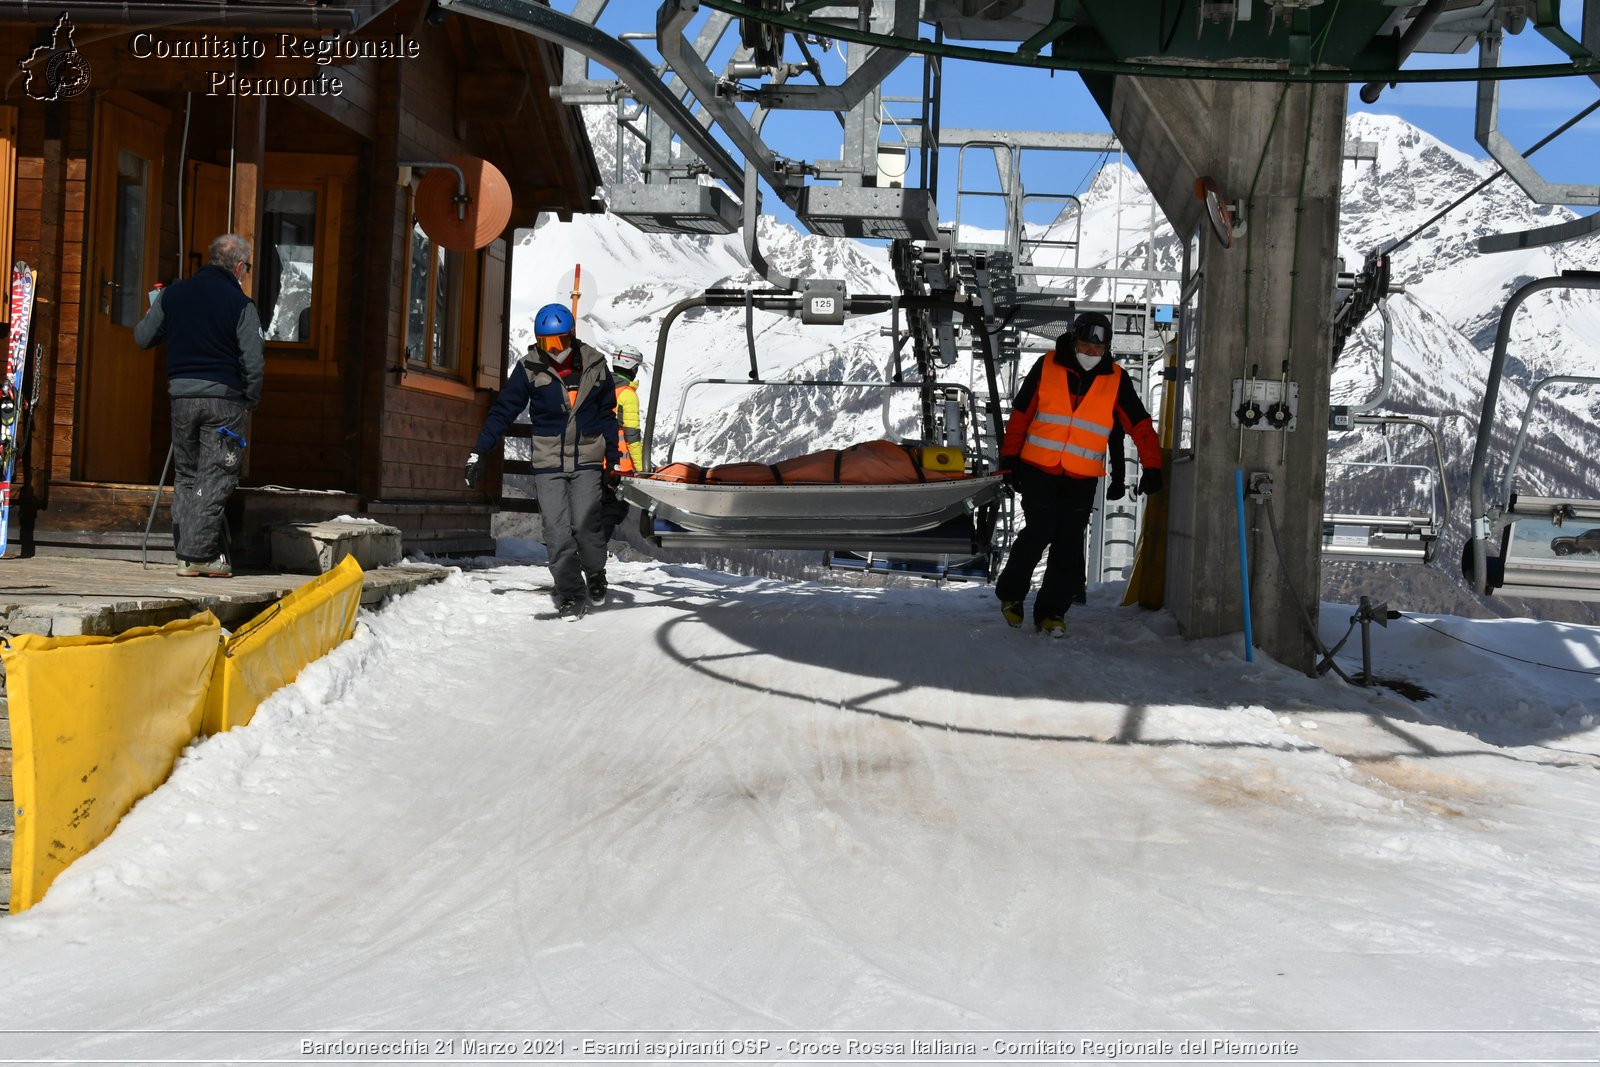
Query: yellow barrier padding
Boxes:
[
  {"xmin": 202, "ymin": 555, "xmax": 364, "ymax": 736},
  {"xmin": 1, "ymin": 613, "xmax": 224, "ymax": 913}
]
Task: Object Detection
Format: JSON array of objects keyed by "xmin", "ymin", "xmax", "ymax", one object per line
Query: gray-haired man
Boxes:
[{"xmin": 134, "ymin": 233, "xmax": 264, "ymax": 577}]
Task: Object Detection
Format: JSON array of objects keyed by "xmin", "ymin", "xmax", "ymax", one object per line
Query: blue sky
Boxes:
[{"xmin": 582, "ymin": 6, "xmax": 1598, "ymax": 226}]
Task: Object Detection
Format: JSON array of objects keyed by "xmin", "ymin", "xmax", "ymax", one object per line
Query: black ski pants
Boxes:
[
  {"xmin": 994, "ymin": 465, "xmax": 1099, "ymax": 621},
  {"xmin": 170, "ymin": 396, "xmax": 248, "ymax": 563}
]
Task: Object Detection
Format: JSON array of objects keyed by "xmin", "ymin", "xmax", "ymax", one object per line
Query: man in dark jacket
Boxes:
[
  {"xmin": 995, "ymin": 310, "xmax": 1163, "ymax": 636},
  {"xmin": 134, "ymin": 233, "xmax": 264, "ymax": 578},
  {"xmin": 465, "ymin": 303, "xmax": 630, "ymax": 620}
]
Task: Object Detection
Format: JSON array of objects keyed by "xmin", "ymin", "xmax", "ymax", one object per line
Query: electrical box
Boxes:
[
  {"xmin": 1230, "ymin": 378, "xmax": 1299, "ymax": 431},
  {"xmin": 800, "ymin": 278, "xmax": 846, "ymax": 325},
  {"xmin": 876, "ymin": 145, "xmax": 907, "ymax": 190}
]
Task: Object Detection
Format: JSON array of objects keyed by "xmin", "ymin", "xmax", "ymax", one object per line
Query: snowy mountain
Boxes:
[
  {"xmin": 1340, "ymin": 114, "xmax": 1600, "ymax": 399},
  {"xmin": 512, "ymin": 108, "xmax": 1600, "ymax": 617}
]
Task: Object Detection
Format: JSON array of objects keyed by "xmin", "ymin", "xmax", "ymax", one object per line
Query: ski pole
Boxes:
[{"xmin": 142, "ymin": 442, "xmax": 174, "ymax": 570}]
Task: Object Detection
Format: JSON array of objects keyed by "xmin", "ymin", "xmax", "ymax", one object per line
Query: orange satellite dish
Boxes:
[{"xmin": 415, "ymin": 156, "xmax": 513, "ymax": 251}]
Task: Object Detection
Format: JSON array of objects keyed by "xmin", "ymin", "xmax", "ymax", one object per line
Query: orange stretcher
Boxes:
[{"xmin": 617, "ymin": 440, "xmax": 1003, "ymax": 554}]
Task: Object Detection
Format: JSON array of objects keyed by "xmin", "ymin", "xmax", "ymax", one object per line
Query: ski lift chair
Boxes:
[
  {"xmin": 1469, "ymin": 377, "xmax": 1600, "ymax": 604},
  {"xmin": 1465, "ymin": 271, "xmax": 1600, "ymax": 601},
  {"xmin": 1322, "ymin": 416, "xmax": 1451, "ymax": 564},
  {"xmin": 1482, "ymin": 497, "xmax": 1600, "ymax": 603},
  {"xmin": 616, "ymin": 288, "xmax": 1007, "ymax": 580}
]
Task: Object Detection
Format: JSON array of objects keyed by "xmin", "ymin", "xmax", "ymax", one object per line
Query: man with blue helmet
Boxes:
[{"xmin": 465, "ymin": 303, "xmax": 632, "ymax": 620}]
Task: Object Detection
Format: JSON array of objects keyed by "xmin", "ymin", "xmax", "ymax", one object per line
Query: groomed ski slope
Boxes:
[{"xmin": 3, "ymin": 550, "xmax": 1599, "ymax": 1063}]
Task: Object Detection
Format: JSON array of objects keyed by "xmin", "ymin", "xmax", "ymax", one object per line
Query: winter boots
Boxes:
[
  {"xmin": 1036, "ymin": 616, "xmax": 1066, "ymax": 638},
  {"xmin": 555, "ymin": 574, "xmax": 608, "ymax": 620},
  {"xmin": 999, "ymin": 600, "xmax": 1025, "ymax": 628},
  {"xmin": 177, "ymin": 555, "xmax": 232, "ymax": 578}
]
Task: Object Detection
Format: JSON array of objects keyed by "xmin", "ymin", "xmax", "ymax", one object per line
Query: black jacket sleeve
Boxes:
[{"xmin": 474, "ymin": 369, "xmax": 532, "ymax": 455}]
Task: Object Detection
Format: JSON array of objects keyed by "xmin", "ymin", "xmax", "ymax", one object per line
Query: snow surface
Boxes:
[{"xmin": 3, "ymin": 543, "xmax": 1599, "ymax": 1064}]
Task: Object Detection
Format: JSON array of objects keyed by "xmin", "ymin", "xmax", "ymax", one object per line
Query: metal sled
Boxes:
[{"xmin": 620, "ymin": 475, "xmax": 1004, "ymax": 555}]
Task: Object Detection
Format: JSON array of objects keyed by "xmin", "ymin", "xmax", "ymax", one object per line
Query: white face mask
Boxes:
[{"xmin": 1076, "ymin": 351, "xmax": 1103, "ymax": 372}]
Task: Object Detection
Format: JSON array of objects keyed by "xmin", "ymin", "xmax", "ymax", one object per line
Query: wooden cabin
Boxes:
[{"xmin": 0, "ymin": 0, "xmax": 600, "ymax": 561}]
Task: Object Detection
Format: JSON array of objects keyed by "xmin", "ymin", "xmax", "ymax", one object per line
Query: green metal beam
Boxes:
[
  {"xmin": 1534, "ymin": 0, "xmax": 1598, "ymax": 60},
  {"xmin": 1017, "ymin": 0, "xmax": 1082, "ymax": 59},
  {"xmin": 701, "ymin": 0, "xmax": 1600, "ymax": 83}
]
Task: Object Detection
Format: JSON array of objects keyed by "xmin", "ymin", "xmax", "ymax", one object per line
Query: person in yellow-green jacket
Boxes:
[
  {"xmin": 600, "ymin": 343, "xmax": 646, "ymax": 541},
  {"xmin": 611, "ymin": 344, "xmax": 645, "ymax": 470}
]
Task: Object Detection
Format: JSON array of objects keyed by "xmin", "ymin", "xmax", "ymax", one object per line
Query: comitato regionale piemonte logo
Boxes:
[{"xmin": 19, "ymin": 13, "xmax": 92, "ymax": 101}]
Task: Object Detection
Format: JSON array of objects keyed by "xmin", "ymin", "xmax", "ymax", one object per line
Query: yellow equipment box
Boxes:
[{"xmin": 920, "ymin": 446, "xmax": 966, "ymax": 472}]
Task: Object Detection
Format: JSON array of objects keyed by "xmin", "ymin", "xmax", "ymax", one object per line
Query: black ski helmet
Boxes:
[{"xmin": 1072, "ymin": 310, "xmax": 1112, "ymax": 347}]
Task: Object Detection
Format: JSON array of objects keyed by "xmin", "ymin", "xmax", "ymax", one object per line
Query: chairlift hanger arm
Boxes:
[
  {"xmin": 1466, "ymin": 270, "xmax": 1600, "ymax": 595},
  {"xmin": 1345, "ymin": 298, "xmax": 1393, "ymax": 412},
  {"xmin": 1351, "ymin": 414, "xmax": 1453, "ymax": 523},
  {"xmin": 1499, "ymin": 374, "xmax": 1600, "ymax": 518}
]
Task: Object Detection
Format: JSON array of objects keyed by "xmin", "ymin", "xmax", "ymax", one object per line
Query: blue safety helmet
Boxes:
[{"xmin": 535, "ymin": 303, "xmax": 576, "ymax": 337}]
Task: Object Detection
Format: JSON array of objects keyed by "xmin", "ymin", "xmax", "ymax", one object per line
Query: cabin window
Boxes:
[
  {"xmin": 405, "ymin": 217, "xmax": 464, "ymax": 372},
  {"xmin": 258, "ymin": 153, "xmax": 353, "ymax": 369},
  {"xmin": 402, "ymin": 202, "xmax": 485, "ymax": 387},
  {"xmin": 259, "ymin": 188, "xmax": 318, "ymax": 344},
  {"xmin": 111, "ymin": 150, "xmax": 150, "ymax": 327}
]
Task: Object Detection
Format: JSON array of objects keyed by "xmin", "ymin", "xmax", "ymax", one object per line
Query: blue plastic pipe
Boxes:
[{"xmin": 1235, "ymin": 468, "xmax": 1255, "ymax": 662}]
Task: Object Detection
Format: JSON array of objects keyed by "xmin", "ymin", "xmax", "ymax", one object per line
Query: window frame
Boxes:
[
  {"xmin": 400, "ymin": 188, "xmax": 498, "ymax": 397},
  {"xmin": 403, "ymin": 212, "xmax": 470, "ymax": 376},
  {"xmin": 260, "ymin": 152, "xmax": 355, "ymax": 375}
]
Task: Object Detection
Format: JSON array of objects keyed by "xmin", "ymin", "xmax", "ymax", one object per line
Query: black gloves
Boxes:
[
  {"xmin": 1106, "ymin": 480, "xmax": 1126, "ymax": 501},
  {"xmin": 606, "ymin": 469, "xmax": 623, "ymax": 491},
  {"xmin": 1137, "ymin": 468, "xmax": 1164, "ymax": 495},
  {"xmin": 464, "ymin": 452, "xmax": 483, "ymax": 488},
  {"xmin": 999, "ymin": 456, "xmax": 1021, "ymax": 491}
]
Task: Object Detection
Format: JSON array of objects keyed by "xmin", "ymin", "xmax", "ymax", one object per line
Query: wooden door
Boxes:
[{"xmin": 80, "ymin": 95, "xmax": 166, "ymax": 483}]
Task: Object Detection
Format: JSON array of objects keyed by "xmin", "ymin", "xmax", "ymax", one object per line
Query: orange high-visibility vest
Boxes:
[{"xmin": 1019, "ymin": 355, "xmax": 1122, "ymax": 477}]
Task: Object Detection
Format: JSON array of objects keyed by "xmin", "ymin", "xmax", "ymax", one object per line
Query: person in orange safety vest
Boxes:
[{"xmin": 994, "ymin": 310, "xmax": 1163, "ymax": 637}]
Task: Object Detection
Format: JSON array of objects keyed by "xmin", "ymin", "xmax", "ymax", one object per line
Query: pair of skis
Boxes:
[{"xmin": 2, "ymin": 262, "xmax": 40, "ymax": 556}]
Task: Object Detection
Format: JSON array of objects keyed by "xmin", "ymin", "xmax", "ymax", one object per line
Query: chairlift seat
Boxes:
[
  {"xmin": 1507, "ymin": 494, "xmax": 1600, "ymax": 523},
  {"xmin": 1491, "ymin": 556, "xmax": 1600, "ymax": 603},
  {"xmin": 1478, "ymin": 495, "xmax": 1600, "ymax": 603},
  {"xmin": 1321, "ymin": 512, "xmax": 1439, "ymax": 563}
]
